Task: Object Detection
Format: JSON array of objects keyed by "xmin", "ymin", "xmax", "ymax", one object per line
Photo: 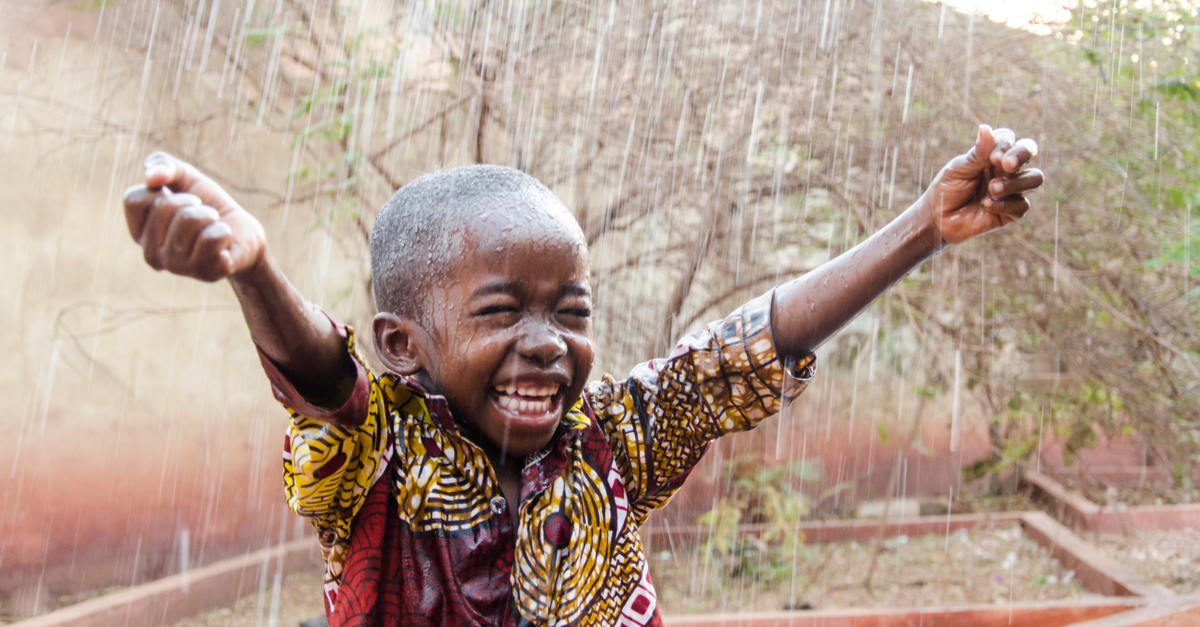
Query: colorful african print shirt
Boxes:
[{"xmin": 259, "ymin": 291, "xmax": 815, "ymax": 626}]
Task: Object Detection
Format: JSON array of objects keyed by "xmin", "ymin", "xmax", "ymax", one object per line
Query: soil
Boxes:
[
  {"xmin": 648, "ymin": 524, "xmax": 1093, "ymax": 614},
  {"xmin": 1057, "ymin": 478, "xmax": 1194, "ymax": 507},
  {"xmin": 79, "ymin": 523, "xmax": 1135, "ymax": 624},
  {"xmin": 168, "ymin": 570, "xmax": 326, "ymax": 627},
  {"xmin": 1094, "ymin": 529, "xmax": 1200, "ymax": 594}
]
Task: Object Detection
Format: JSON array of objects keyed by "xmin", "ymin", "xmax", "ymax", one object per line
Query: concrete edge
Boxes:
[{"xmin": 12, "ymin": 538, "xmax": 322, "ymax": 627}]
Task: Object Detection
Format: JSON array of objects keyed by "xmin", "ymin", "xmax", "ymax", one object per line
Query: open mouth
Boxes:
[{"xmin": 490, "ymin": 382, "xmax": 563, "ymax": 424}]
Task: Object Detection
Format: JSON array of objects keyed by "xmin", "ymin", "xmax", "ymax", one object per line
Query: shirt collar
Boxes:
[{"xmin": 382, "ymin": 373, "xmax": 593, "ymax": 498}]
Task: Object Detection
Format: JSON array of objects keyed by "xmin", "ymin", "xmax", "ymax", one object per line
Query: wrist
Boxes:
[
  {"xmin": 228, "ymin": 248, "xmax": 275, "ymax": 292},
  {"xmin": 899, "ymin": 199, "xmax": 948, "ymax": 256}
]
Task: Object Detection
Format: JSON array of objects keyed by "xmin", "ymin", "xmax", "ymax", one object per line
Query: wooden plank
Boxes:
[
  {"xmin": 1088, "ymin": 505, "xmax": 1200, "ymax": 535},
  {"xmin": 11, "ymin": 539, "xmax": 322, "ymax": 627},
  {"xmin": 1023, "ymin": 469, "xmax": 1102, "ymax": 530},
  {"xmin": 662, "ymin": 598, "xmax": 1140, "ymax": 627},
  {"xmin": 1065, "ymin": 595, "xmax": 1200, "ymax": 626},
  {"xmin": 1041, "ymin": 466, "xmax": 1174, "ymax": 489},
  {"xmin": 1022, "ymin": 469, "xmax": 1200, "ymax": 534},
  {"xmin": 1018, "ymin": 512, "xmax": 1173, "ymax": 599}
]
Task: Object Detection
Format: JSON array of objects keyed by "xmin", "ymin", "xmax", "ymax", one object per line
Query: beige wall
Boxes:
[{"xmin": 0, "ymin": 2, "xmax": 377, "ymax": 614}]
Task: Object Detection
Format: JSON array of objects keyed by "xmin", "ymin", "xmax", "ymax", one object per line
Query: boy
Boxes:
[{"xmin": 122, "ymin": 125, "xmax": 1041, "ymax": 625}]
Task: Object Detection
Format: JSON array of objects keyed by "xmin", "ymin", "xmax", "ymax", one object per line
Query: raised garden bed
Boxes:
[
  {"xmin": 14, "ymin": 501, "xmax": 1198, "ymax": 626},
  {"xmin": 1093, "ymin": 530, "xmax": 1200, "ymax": 595},
  {"xmin": 1022, "ymin": 468, "xmax": 1200, "ymax": 534},
  {"xmin": 1057, "ymin": 477, "xmax": 1195, "ymax": 508},
  {"xmin": 649, "ymin": 524, "xmax": 1092, "ymax": 614}
]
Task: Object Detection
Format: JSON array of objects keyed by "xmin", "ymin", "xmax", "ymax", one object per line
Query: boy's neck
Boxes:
[{"xmin": 477, "ymin": 440, "xmax": 524, "ymax": 528}]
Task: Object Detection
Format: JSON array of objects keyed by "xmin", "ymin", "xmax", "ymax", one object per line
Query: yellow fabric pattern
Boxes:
[
  {"xmin": 587, "ymin": 291, "xmax": 817, "ymax": 521},
  {"xmin": 281, "ymin": 328, "xmax": 391, "ymax": 562},
  {"xmin": 275, "ymin": 290, "xmax": 814, "ymax": 625}
]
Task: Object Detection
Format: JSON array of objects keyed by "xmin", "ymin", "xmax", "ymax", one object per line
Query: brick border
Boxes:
[{"xmin": 1023, "ymin": 469, "xmax": 1200, "ymax": 534}]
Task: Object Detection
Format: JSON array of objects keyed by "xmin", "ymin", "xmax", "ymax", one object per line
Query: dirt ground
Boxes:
[
  {"xmin": 100, "ymin": 525, "xmax": 1200, "ymax": 625},
  {"xmin": 648, "ymin": 524, "xmax": 1092, "ymax": 614},
  {"xmin": 1057, "ymin": 478, "xmax": 1196, "ymax": 508},
  {"xmin": 1094, "ymin": 529, "xmax": 1200, "ymax": 594},
  {"xmin": 169, "ymin": 571, "xmax": 326, "ymax": 627}
]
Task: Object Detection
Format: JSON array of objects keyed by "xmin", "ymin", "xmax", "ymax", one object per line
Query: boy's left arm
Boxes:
[
  {"xmin": 590, "ymin": 125, "xmax": 1041, "ymax": 517},
  {"xmin": 771, "ymin": 125, "xmax": 1043, "ymax": 358}
]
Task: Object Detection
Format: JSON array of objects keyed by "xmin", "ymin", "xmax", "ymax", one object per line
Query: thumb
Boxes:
[
  {"xmin": 144, "ymin": 151, "xmax": 185, "ymax": 190},
  {"xmin": 964, "ymin": 124, "xmax": 996, "ymax": 173}
]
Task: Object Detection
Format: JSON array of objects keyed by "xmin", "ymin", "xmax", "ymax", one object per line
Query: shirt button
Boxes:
[{"xmin": 490, "ymin": 496, "xmax": 507, "ymax": 515}]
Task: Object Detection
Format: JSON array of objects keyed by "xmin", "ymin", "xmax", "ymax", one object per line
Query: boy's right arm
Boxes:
[{"xmin": 123, "ymin": 152, "xmax": 357, "ymax": 408}]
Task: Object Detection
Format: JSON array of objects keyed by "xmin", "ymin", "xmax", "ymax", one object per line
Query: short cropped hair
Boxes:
[{"xmin": 370, "ymin": 165, "xmax": 581, "ymax": 318}]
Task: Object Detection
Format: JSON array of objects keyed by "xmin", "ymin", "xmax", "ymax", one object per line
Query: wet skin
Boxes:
[
  {"xmin": 371, "ymin": 207, "xmax": 596, "ymax": 459},
  {"xmin": 120, "ymin": 124, "xmax": 1042, "ymax": 513}
]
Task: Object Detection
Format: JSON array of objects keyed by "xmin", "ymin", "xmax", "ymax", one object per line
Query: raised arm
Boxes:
[
  {"xmin": 772, "ymin": 125, "xmax": 1043, "ymax": 357},
  {"xmin": 123, "ymin": 152, "xmax": 356, "ymax": 405}
]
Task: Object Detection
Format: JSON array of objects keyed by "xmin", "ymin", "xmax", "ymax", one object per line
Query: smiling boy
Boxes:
[{"xmin": 121, "ymin": 125, "xmax": 1042, "ymax": 626}]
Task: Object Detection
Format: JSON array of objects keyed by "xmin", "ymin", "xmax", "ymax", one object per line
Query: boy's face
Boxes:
[{"xmin": 404, "ymin": 205, "xmax": 594, "ymax": 457}]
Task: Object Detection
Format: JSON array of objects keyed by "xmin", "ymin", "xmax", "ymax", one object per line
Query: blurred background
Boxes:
[{"xmin": 0, "ymin": 0, "xmax": 1196, "ymax": 619}]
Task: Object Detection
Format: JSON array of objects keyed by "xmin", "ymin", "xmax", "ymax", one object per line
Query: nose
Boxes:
[{"xmin": 517, "ymin": 318, "xmax": 567, "ymax": 365}]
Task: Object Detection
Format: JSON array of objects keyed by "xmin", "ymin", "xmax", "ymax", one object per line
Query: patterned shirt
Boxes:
[{"xmin": 260, "ymin": 291, "xmax": 815, "ymax": 626}]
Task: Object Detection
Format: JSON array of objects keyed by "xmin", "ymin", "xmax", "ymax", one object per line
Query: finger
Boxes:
[
  {"xmin": 189, "ymin": 221, "xmax": 236, "ymax": 282},
  {"xmin": 160, "ymin": 203, "xmax": 221, "ymax": 274},
  {"xmin": 143, "ymin": 151, "xmax": 200, "ymax": 192},
  {"xmin": 226, "ymin": 233, "xmax": 260, "ymax": 275},
  {"xmin": 988, "ymin": 168, "xmax": 1044, "ymax": 197},
  {"xmin": 123, "ymin": 184, "xmax": 162, "ymax": 240},
  {"xmin": 981, "ymin": 195, "xmax": 1031, "ymax": 219},
  {"xmin": 142, "ymin": 152, "xmax": 238, "ymax": 210},
  {"xmin": 1001, "ymin": 138, "xmax": 1039, "ymax": 173},
  {"xmin": 139, "ymin": 201, "xmax": 178, "ymax": 270},
  {"xmin": 965, "ymin": 124, "xmax": 997, "ymax": 170},
  {"xmin": 140, "ymin": 194, "xmax": 201, "ymax": 270},
  {"xmin": 989, "ymin": 128, "xmax": 1017, "ymax": 168}
]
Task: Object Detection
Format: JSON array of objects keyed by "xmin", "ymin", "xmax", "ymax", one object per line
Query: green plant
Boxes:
[{"xmin": 697, "ymin": 455, "xmax": 821, "ymax": 582}]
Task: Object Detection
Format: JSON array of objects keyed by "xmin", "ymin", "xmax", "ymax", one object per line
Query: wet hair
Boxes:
[{"xmin": 370, "ymin": 165, "xmax": 583, "ymax": 319}]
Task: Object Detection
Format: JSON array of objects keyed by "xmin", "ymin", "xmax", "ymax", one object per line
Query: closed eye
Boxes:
[
  {"xmin": 559, "ymin": 308, "xmax": 591, "ymax": 318},
  {"xmin": 476, "ymin": 305, "xmax": 519, "ymax": 316}
]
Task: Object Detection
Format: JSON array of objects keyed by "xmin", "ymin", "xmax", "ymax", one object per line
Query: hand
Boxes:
[
  {"xmin": 122, "ymin": 152, "xmax": 266, "ymax": 282},
  {"xmin": 922, "ymin": 125, "xmax": 1044, "ymax": 245}
]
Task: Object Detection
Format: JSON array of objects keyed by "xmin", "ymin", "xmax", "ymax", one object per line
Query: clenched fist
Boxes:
[
  {"xmin": 923, "ymin": 125, "xmax": 1044, "ymax": 245},
  {"xmin": 123, "ymin": 152, "xmax": 265, "ymax": 282}
]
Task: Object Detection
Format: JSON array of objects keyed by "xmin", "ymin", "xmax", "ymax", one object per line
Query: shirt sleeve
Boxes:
[
  {"xmin": 585, "ymin": 289, "xmax": 816, "ymax": 518},
  {"xmin": 258, "ymin": 321, "xmax": 390, "ymax": 537}
]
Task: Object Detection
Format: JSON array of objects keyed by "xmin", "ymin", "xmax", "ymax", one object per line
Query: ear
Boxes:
[{"xmin": 372, "ymin": 312, "xmax": 427, "ymax": 377}]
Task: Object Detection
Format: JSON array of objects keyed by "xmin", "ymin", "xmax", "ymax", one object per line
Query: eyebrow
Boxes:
[
  {"xmin": 563, "ymin": 284, "xmax": 592, "ymax": 298},
  {"xmin": 470, "ymin": 281, "xmax": 521, "ymax": 299},
  {"xmin": 469, "ymin": 281, "xmax": 592, "ymax": 299}
]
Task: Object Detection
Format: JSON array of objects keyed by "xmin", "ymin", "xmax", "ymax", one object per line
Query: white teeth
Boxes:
[
  {"xmin": 494, "ymin": 391, "xmax": 553, "ymax": 414},
  {"xmin": 492, "ymin": 383, "xmax": 561, "ymax": 398}
]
